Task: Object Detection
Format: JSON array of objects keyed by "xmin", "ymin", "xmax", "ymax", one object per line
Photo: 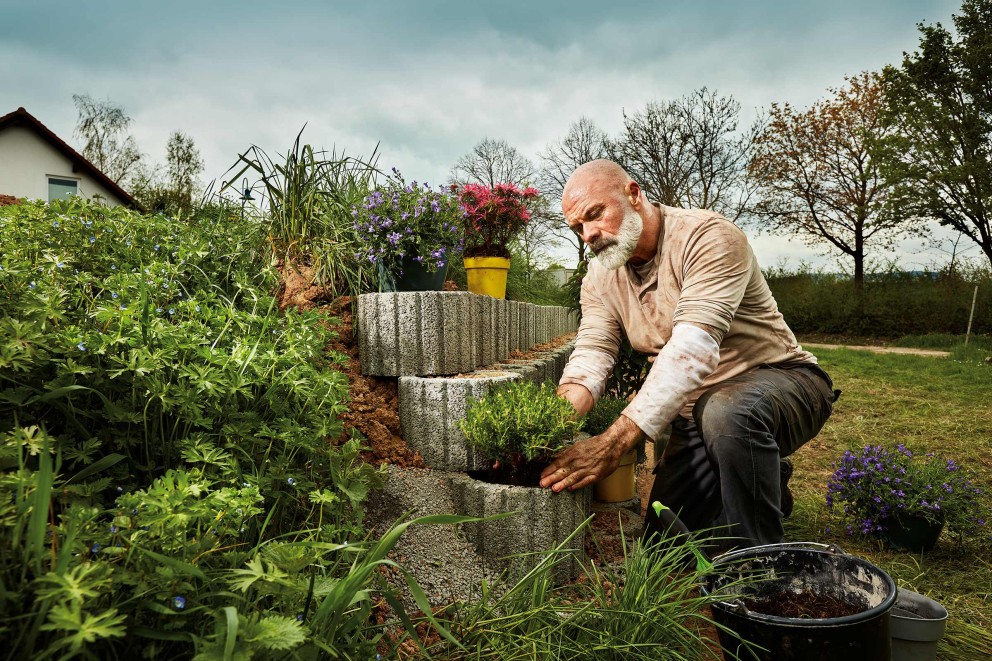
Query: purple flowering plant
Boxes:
[
  {"xmin": 352, "ymin": 168, "xmax": 464, "ymax": 280},
  {"xmin": 826, "ymin": 444, "xmax": 988, "ymax": 542}
]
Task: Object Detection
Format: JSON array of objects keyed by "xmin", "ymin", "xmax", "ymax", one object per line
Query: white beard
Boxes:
[{"xmin": 592, "ymin": 207, "xmax": 642, "ymax": 270}]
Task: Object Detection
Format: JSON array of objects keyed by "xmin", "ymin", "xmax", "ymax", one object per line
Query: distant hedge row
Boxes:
[{"xmin": 767, "ymin": 267, "xmax": 992, "ymax": 338}]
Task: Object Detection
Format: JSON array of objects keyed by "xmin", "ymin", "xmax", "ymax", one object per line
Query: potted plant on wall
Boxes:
[
  {"xmin": 458, "ymin": 182, "xmax": 539, "ymax": 299},
  {"xmin": 826, "ymin": 443, "xmax": 988, "ymax": 552},
  {"xmin": 353, "ymin": 168, "xmax": 464, "ymax": 292}
]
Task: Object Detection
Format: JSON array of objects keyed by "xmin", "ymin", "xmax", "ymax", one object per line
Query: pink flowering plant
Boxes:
[
  {"xmin": 352, "ymin": 168, "xmax": 464, "ymax": 278},
  {"xmin": 458, "ymin": 182, "xmax": 540, "ymax": 258},
  {"xmin": 826, "ymin": 444, "xmax": 988, "ymax": 542}
]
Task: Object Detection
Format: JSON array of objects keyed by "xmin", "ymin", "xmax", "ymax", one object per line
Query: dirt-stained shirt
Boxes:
[{"xmin": 559, "ymin": 203, "xmax": 817, "ymax": 429}]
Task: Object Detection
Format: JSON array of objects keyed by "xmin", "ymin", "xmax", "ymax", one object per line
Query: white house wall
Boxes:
[{"xmin": 0, "ymin": 125, "xmax": 126, "ymax": 206}]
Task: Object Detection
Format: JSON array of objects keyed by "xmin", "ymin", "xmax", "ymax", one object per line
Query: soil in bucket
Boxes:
[{"xmin": 703, "ymin": 543, "xmax": 897, "ymax": 661}]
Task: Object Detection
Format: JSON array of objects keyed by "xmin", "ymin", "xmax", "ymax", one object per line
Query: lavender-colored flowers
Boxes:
[
  {"xmin": 352, "ymin": 168, "xmax": 464, "ymax": 278},
  {"xmin": 826, "ymin": 444, "xmax": 988, "ymax": 541}
]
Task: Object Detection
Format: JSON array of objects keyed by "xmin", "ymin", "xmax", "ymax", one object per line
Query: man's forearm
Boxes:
[{"xmin": 556, "ymin": 383, "xmax": 595, "ymax": 417}]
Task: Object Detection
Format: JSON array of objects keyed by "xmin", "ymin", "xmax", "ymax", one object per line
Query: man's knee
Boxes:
[{"xmin": 696, "ymin": 387, "xmax": 760, "ymax": 439}]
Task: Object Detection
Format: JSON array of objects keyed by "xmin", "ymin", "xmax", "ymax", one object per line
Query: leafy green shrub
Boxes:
[
  {"xmin": 461, "ymin": 380, "xmax": 581, "ymax": 473},
  {"xmin": 0, "ymin": 199, "xmax": 449, "ymax": 658},
  {"xmin": 584, "ymin": 396, "xmax": 629, "ymax": 436},
  {"xmin": 765, "ymin": 262, "xmax": 992, "ymax": 337}
]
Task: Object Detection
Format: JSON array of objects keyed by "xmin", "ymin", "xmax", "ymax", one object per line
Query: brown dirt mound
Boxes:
[
  {"xmin": 0, "ymin": 194, "xmax": 21, "ymax": 206},
  {"xmin": 318, "ymin": 296, "xmax": 425, "ymax": 468}
]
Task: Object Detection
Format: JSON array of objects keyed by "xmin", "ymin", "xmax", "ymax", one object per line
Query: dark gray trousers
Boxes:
[{"xmin": 643, "ymin": 363, "xmax": 838, "ymax": 548}]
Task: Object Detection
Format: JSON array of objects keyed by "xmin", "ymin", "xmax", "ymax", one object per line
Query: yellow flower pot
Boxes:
[
  {"xmin": 594, "ymin": 449, "xmax": 637, "ymax": 503},
  {"xmin": 464, "ymin": 256, "xmax": 511, "ymax": 299}
]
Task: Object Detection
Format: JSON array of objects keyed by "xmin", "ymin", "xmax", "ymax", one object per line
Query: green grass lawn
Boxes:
[{"xmin": 787, "ymin": 346, "xmax": 992, "ymax": 659}]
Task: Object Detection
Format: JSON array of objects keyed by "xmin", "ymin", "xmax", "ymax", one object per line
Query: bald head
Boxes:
[
  {"xmin": 561, "ymin": 159, "xmax": 659, "ymax": 268},
  {"xmin": 563, "ymin": 159, "xmax": 632, "ymax": 208}
]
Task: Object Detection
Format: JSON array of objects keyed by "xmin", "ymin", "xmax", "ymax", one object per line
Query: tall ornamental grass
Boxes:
[{"xmin": 223, "ymin": 128, "xmax": 380, "ymax": 296}]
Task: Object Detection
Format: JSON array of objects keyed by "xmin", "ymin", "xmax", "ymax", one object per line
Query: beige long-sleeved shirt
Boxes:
[{"xmin": 559, "ymin": 203, "xmax": 817, "ymax": 438}]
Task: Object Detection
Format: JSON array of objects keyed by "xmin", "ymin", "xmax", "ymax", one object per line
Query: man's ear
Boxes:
[{"xmin": 626, "ymin": 181, "xmax": 641, "ymax": 207}]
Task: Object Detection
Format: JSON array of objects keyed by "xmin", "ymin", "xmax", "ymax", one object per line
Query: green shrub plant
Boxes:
[
  {"xmin": 0, "ymin": 199, "xmax": 453, "ymax": 658},
  {"xmin": 584, "ymin": 397, "xmax": 629, "ymax": 437},
  {"xmin": 460, "ymin": 380, "xmax": 582, "ymax": 485}
]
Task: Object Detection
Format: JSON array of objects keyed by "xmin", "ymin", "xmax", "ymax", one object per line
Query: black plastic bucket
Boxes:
[{"xmin": 702, "ymin": 542, "xmax": 897, "ymax": 661}]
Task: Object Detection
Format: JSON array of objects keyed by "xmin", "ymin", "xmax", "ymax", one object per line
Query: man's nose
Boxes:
[{"xmin": 582, "ymin": 224, "xmax": 600, "ymax": 244}]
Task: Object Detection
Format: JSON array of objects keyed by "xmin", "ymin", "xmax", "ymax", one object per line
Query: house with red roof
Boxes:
[{"xmin": 0, "ymin": 107, "xmax": 137, "ymax": 208}]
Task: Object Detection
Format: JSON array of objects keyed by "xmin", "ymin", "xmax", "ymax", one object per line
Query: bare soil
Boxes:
[
  {"xmin": 276, "ymin": 267, "xmax": 425, "ymax": 468},
  {"xmin": 743, "ymin": 590, "xmax": 868, "ymax": 619}
]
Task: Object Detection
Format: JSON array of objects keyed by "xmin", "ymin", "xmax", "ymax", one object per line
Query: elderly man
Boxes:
[{"xmin": 539, "ymin": 159, "xmax": 839, "ymax": 547}]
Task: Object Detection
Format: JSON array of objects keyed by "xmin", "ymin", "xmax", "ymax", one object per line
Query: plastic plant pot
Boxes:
[
  {"xmin": 464, "ymin": 256, "xmax": 510, "ymax": 299},
  {"xmin": 890, "ymin": 588, "xmax": 948, "ymax": 661},
  {"xmin": 594, "ymin": 449, "xmax": 637, "ymax": 502}
]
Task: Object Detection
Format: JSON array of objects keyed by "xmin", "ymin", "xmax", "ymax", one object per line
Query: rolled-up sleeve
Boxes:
[
  {"xmin": 671, "ymin": 220, "xmax": 751, "ymax": 342},
  {"xmin": 558, "ymin": 271, "xmax": 621, "ymax": 402}
]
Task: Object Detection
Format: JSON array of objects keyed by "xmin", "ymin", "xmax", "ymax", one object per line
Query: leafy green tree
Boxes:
[
  {"xmin": 166, "ymin": 130, "xmax": 204, "ymax": 210},
  {"xmin": 748, "ymin": 72, "xmax": 905, "ymax": 289},
  {"xmin": 72, "ymin": 94, "xmax": 143, "ymax": 186},
  {"xmin": 879, "ymin": 0, "xmax": 992, "ymax": 268}
]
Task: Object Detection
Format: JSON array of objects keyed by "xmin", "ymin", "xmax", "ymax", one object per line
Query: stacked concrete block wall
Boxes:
[
  {"xmin": 493, "ymin": 342, "xmax": 575, "ymax": 386},
  {"xmin": 399, "ymin": 342, "xmax": 575, "ymax": 471},
  {"xmin": 399, "ymin": 371, "xmax": 523, "ymax": 472},
  {"xmin": 357, "ymin": 292, "xmax": 477, "ymax": 376},
  {"xmin": 450, "ymin": 473, "xmax": 591, "ymax": 582},
  {"xmin": 358, "ymin": 292, "xmax": 578, "ymax": 376}
]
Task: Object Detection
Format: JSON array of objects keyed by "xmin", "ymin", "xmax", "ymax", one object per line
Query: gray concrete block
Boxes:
[
  {"xmin": 472, "ymin": 296, "xmax": 498, "ymax": 367},
  {"xmin": 450, "ymin": 471, "xmax": 591, "ymax": 583},
  {"xmin": 507, "ymin": 301, "xmax": 520, "ymax": 352},
  {"xmin": 357, "ymin": 292, "xmax": 477, "ymax": 376},
  {"xmin": 510, "ymin": 301, "xmax": 527, "ymax": 351},
  {"xmin": 399, "ymin": 371, "xmax": 522, "ymax": 471},
  {"xmin": 536, "ymin": 307, "xmax": 551, "ymax": 345}
]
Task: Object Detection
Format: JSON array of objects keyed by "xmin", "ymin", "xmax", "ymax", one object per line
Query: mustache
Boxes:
[{"xmin": 590, "ymin": 238, "xmax": 617, "ymax": 254}]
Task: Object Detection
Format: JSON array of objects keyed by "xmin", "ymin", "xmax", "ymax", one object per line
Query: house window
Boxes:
[{"xmin": 48, "ymin": 177, "xmax": 78, "ymax": 201}]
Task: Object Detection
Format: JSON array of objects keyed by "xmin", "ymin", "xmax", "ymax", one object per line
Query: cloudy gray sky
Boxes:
[{"xmin": 2, "ymin": 0, "xmax": 976, "ymax": 269}]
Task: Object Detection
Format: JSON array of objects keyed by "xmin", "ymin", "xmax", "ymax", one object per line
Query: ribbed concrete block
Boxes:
[
  {"xmin": 536, "ymin": 307, "xmax": 552, "ymax": 345},
  {"xmin": 450, "ymin": 472, "xmax": 591, "ymax": 582},
  {"xmin": 472, "ymin": 296, "xmax": 499, "ymax": 368},
  {"xmin": 498, "ymin": 359, "xmax": 551, "ymax": 385},
  {"xmin": 357, "ymin": 292, "xmax": 477, "ymax": 376},
  {"xmin": 510, "ymin": 301, "xmax": 527, "ymax": 351},
  {"xmin": 489, "ymin": 362, "xmax": 540, "ymax": 384},
  {"xmin": 399, "ymin": 371, "xmax": 522, "ymax": 471}
]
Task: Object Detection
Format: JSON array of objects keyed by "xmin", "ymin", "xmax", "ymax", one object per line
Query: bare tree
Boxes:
[
  {"xmin": 538, "ymin": 118, "xmax": 609, "ymax": 263},
  {"xmin": 747, "ymin": 72, "xmax": 908, "ymax": 289},
  {"xmin": 449, "ymin": 137, "xmax": 536, "ymax": 188},
  {"xmin": 609, "ymin": 88, "xmax": 758, "ymax": 221},
  {"xmin": 72, "ymin": 94, "xmax": 142, "ymax": 187}
]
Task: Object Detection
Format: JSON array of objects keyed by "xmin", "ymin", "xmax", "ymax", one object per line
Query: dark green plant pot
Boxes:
[
  {"xmin": 881, "ymin": 513, "xmax": 944, "ymax": 553},
  {"xmin": 378, "ymin": 257, "xmax": 448, "ymax": 292}
]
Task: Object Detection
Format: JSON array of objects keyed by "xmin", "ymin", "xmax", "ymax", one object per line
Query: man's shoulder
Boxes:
[{"xmin": 665, "ymin": 205, "xmax": 740, "ymax": 233}]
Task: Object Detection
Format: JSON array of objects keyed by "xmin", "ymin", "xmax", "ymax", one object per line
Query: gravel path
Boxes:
[{"xmin": 803, "ymin": 343, "xmax": 950, "ymax": 357}]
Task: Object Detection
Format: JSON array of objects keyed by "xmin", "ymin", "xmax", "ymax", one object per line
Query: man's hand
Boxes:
[{"xmin": 540, "ymin": 414, "xmax": 645, "ymax": 492}]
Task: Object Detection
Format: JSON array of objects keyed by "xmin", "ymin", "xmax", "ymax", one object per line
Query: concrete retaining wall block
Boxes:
[
  {"xmin": 399, "ymin": 371, "xmax": 522, "ymax": 471},
  {"xmin": 450, "ymin": 472, "xmax": 591, "ymax": 582},
  {"xmin": 358, "ymin": 292, "xmax": 477, "ymax": 376}
]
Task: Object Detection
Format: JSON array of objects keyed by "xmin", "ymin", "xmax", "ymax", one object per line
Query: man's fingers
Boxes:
[{"xmin": 540, "ymin": 463, "xmax": 573, "ymax": 489}]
